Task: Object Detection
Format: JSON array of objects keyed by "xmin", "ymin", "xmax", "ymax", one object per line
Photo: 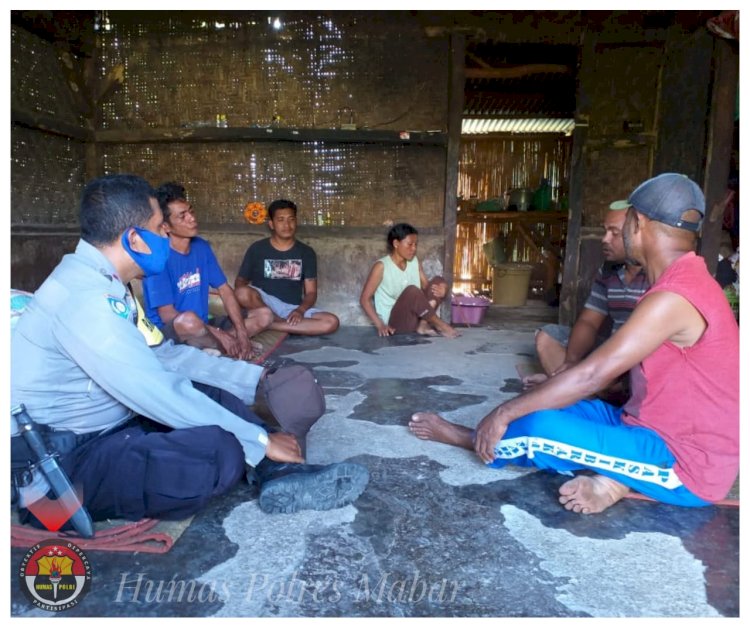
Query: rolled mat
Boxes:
[{"xmin": 11, "ymin": 516, "xmax": 194, "ymax": 554}]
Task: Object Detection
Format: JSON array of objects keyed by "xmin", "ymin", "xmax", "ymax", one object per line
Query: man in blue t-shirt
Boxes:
[
  {"xmin": 143, "ymin": 183, "xmax": 273, "ymax": 360},
  {"xmin": 235, "ymin": 199, "xmax": 339, "ymax": 336}
]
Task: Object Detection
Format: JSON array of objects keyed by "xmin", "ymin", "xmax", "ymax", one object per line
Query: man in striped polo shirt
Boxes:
[{"xmin": 525, "ymin": 202, "xmax": 649, "ymax": 387}]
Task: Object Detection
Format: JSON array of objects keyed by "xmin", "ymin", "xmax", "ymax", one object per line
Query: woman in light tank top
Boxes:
[{"xmin": 359, "ymin": 223, "xmax": 460, "ymax": 338}]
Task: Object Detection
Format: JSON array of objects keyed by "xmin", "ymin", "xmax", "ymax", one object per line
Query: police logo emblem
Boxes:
[
  {"xmin": 19, "ymin": 539, "xmax": 92, "ymax": 612},
  {"xmin": 107, "ymin": 296, "xmax": 130, "ymax": 318}
]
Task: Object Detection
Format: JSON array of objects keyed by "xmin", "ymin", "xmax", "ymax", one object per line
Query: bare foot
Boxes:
[
  {"xmin": 558, "ymin": 474, "xmax": 630, "ymax": 514},
  {"xmin": 433, "ymin": 319, "xmax": 462, "ymax": 338},
  {"xmin": 408, "ymin": 412, "xmax": 474, "ymax": 450},
  {"xmin": 416, "ymin": 320, "xmax": 438, "ymax": 336},
  {"xmin": 438, "ymin": 326, "xmax": 461, "ymax": 339},
  {"xmin": 522, "ymin": 373, "xmax": 549, "ymax": 389},
  {"xmin": 421, "ymin": 313, "xmax": 461, "ymax": 339}
]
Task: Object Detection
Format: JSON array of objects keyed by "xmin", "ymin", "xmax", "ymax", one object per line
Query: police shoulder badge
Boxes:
[{"xmin": 106, "ymin": 295, "xmax": 130, "ymax": 319}]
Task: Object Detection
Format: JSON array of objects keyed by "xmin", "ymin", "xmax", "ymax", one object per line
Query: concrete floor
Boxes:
[{"xmin": 9, "ymin": 302, "xmax": 739, "ymax": 617}]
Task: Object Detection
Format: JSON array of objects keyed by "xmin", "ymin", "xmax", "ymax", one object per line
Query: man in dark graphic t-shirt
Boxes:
[{"xmin": 235, "ymin": 199, "xmax": 339, "ymax": 336}]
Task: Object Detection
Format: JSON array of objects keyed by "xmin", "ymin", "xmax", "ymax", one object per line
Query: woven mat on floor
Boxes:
[
  {"xmin": 626, "ymin": 474, "xmax": 739, "ymax": 508},
  {"xmin": 624, "ymin": 492, "xmax": 739, "ymax": 507},
  {"xmin": 250, "ymin": 329, "xmax": 288, "ymax": 364},
  {"xmin": 10, "ymin": 513, "xmax": 194, "ymax": 554},
  {"xmin": 207, "ymin": 292, "xmax": 287, "ymax": 365}
]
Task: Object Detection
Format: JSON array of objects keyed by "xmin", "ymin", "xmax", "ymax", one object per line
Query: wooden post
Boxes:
[
  {"xmin": 699, "ymin": 38, "xmax": 738, "ymax": 275},
  {"xmin": 443, "ymin": 31, "xmax": 465, "ymax": 313},
  {"xmin": 558, "ymin": 30, "xmax": 594, "ymax": 327}
]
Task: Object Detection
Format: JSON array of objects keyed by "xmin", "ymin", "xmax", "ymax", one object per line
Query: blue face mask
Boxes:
[{"xmin": 121, "ymin": 226, "xmax": 171, "ymax": 277}]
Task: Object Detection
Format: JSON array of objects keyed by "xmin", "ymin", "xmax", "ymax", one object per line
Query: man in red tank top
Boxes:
[{"xmin": 409, "ymin": 173, "xmax": 739, "ymax": 514}]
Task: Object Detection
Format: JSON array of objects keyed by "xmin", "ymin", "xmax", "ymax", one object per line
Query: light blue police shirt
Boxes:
[{"xmin": 11, "ymin": 239, "xmax": 268, "ymax": 466}]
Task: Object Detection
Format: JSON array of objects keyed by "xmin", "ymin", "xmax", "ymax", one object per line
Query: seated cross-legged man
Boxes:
[
  {"xmin": 11, "ymin": 174, "xmax": 369, "ymax": 525},
  {"xmin": 234, "ymin": 199, "xmax": 339, "ymax": 336},
  {"xmin": 142, "ymin": 182, "xmax": 274, "ymax": 361},
  {"xmin": 524, "ymin": 201, "xmax": 649, "ymax": 391},
  {"xmin": 409, "ymin": 174, "xmax": 738, "ymax": 515}
]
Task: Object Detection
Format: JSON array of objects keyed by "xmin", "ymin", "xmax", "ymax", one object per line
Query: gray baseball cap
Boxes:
[{"xmin": 624, "ymin": 173, "xmax": 705, "ymax": 232}]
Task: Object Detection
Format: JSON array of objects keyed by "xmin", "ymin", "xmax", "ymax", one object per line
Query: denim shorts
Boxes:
[{"xmin": 253, "ymin": 286, "xmax": 322, "ymax": 319}]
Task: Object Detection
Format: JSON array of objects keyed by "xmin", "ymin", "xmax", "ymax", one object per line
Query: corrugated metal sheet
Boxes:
[{"xmin": 462, "ymin": 118, "xmax": 575, "ymax": 135}]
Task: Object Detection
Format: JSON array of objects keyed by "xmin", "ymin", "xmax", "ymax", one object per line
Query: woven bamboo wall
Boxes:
[
  {"xmin": 93, "ymin": 11, "xmax": 449, "ymax": 229},
  {"xmin": 101, "ymin": 142, "xmax": 446, "ymax": 228},
  {"xmin": 453, "ymin": 218, "xmax": 567, "ymax": 294},
  {"xmin": 11, "ymin": 24, "xmax": 88, "ymax": 226},
  {"xmin": 454, "ymin": 135, "xmax": 571, "ymax": 292},
  {"xmin": 577, "ymin": 45, "xmax": 662, "ymax": 228},
  {"xmin": 11, "ymin": 127, "xmax": 86, "ymax": 225},
  {"xmin": 11, "ymin": 25, "xmax": 86, "ymax": 127},
  {"xmin": 98, "ymin": 11, "xmax": 448, "ymax": 132},
  {"xmin": 457, "ymin": 135, "xmax": 571, "ymax": 207}
]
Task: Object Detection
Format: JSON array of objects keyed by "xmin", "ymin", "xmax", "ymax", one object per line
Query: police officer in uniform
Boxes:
[{"xmin": 11, "ymin": 174, "xmax": 368, "ymax": 522}]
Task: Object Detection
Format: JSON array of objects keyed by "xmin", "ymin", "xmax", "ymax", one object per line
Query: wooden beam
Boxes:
[
  {"xmin": 457, "ymin": 211, "xmax": 568, "ymax": 223},
  {"xmin": 11, "ymin": 107, "xmax": 92, "ymax": 142},
  {"xmin": 465, "ymin": 64, "xmax": 571, "ymax": 80},
  {"xmin": 94, "ymin": 126, "xmax": 448, "ymax": 146},
  {"xmin": 466, "ymin": 51, "xmax": 492, "ymax": 69},
  {"xmin": 700, "ymin": 39, "xmax": 738, "ymax": 275},
  {"xmin": 444, "ymin": 32, "xmax": 465, "ymax": 309},
  {"xmin": 514, "ymin": 222, "xmax": 543, "ymax": 256}
]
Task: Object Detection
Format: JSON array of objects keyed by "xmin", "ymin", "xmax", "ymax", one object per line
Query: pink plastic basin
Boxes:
[{"xmin": 451, "ymin": 296, "xmax": 491, "ymax": 325}]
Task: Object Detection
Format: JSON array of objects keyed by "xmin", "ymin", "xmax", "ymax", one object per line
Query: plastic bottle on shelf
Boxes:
[{"xmin": 532, "ymin": 178, "xmax": 552, "ymax": 211}]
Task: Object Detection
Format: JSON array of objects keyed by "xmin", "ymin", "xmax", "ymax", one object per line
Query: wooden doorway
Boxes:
[{"xmin": 454, "ymin": 41, "xmax": 577, "ymax": 301}]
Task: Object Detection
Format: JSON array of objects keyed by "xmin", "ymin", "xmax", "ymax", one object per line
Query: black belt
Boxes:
[
  {"xmin": 10, "ymin": 429, "xmax": 96, "ymax": 505},
  {"xmin": 12, "ymin": 427, "xmax": 103, "ymax": 461},
  {"xmin": 10, "ymin": 422, "xmax": 129, "ymax": 505},
  {"xmin": 11, "ymin": 419, "xmax": 134, "ymax": 471}
]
